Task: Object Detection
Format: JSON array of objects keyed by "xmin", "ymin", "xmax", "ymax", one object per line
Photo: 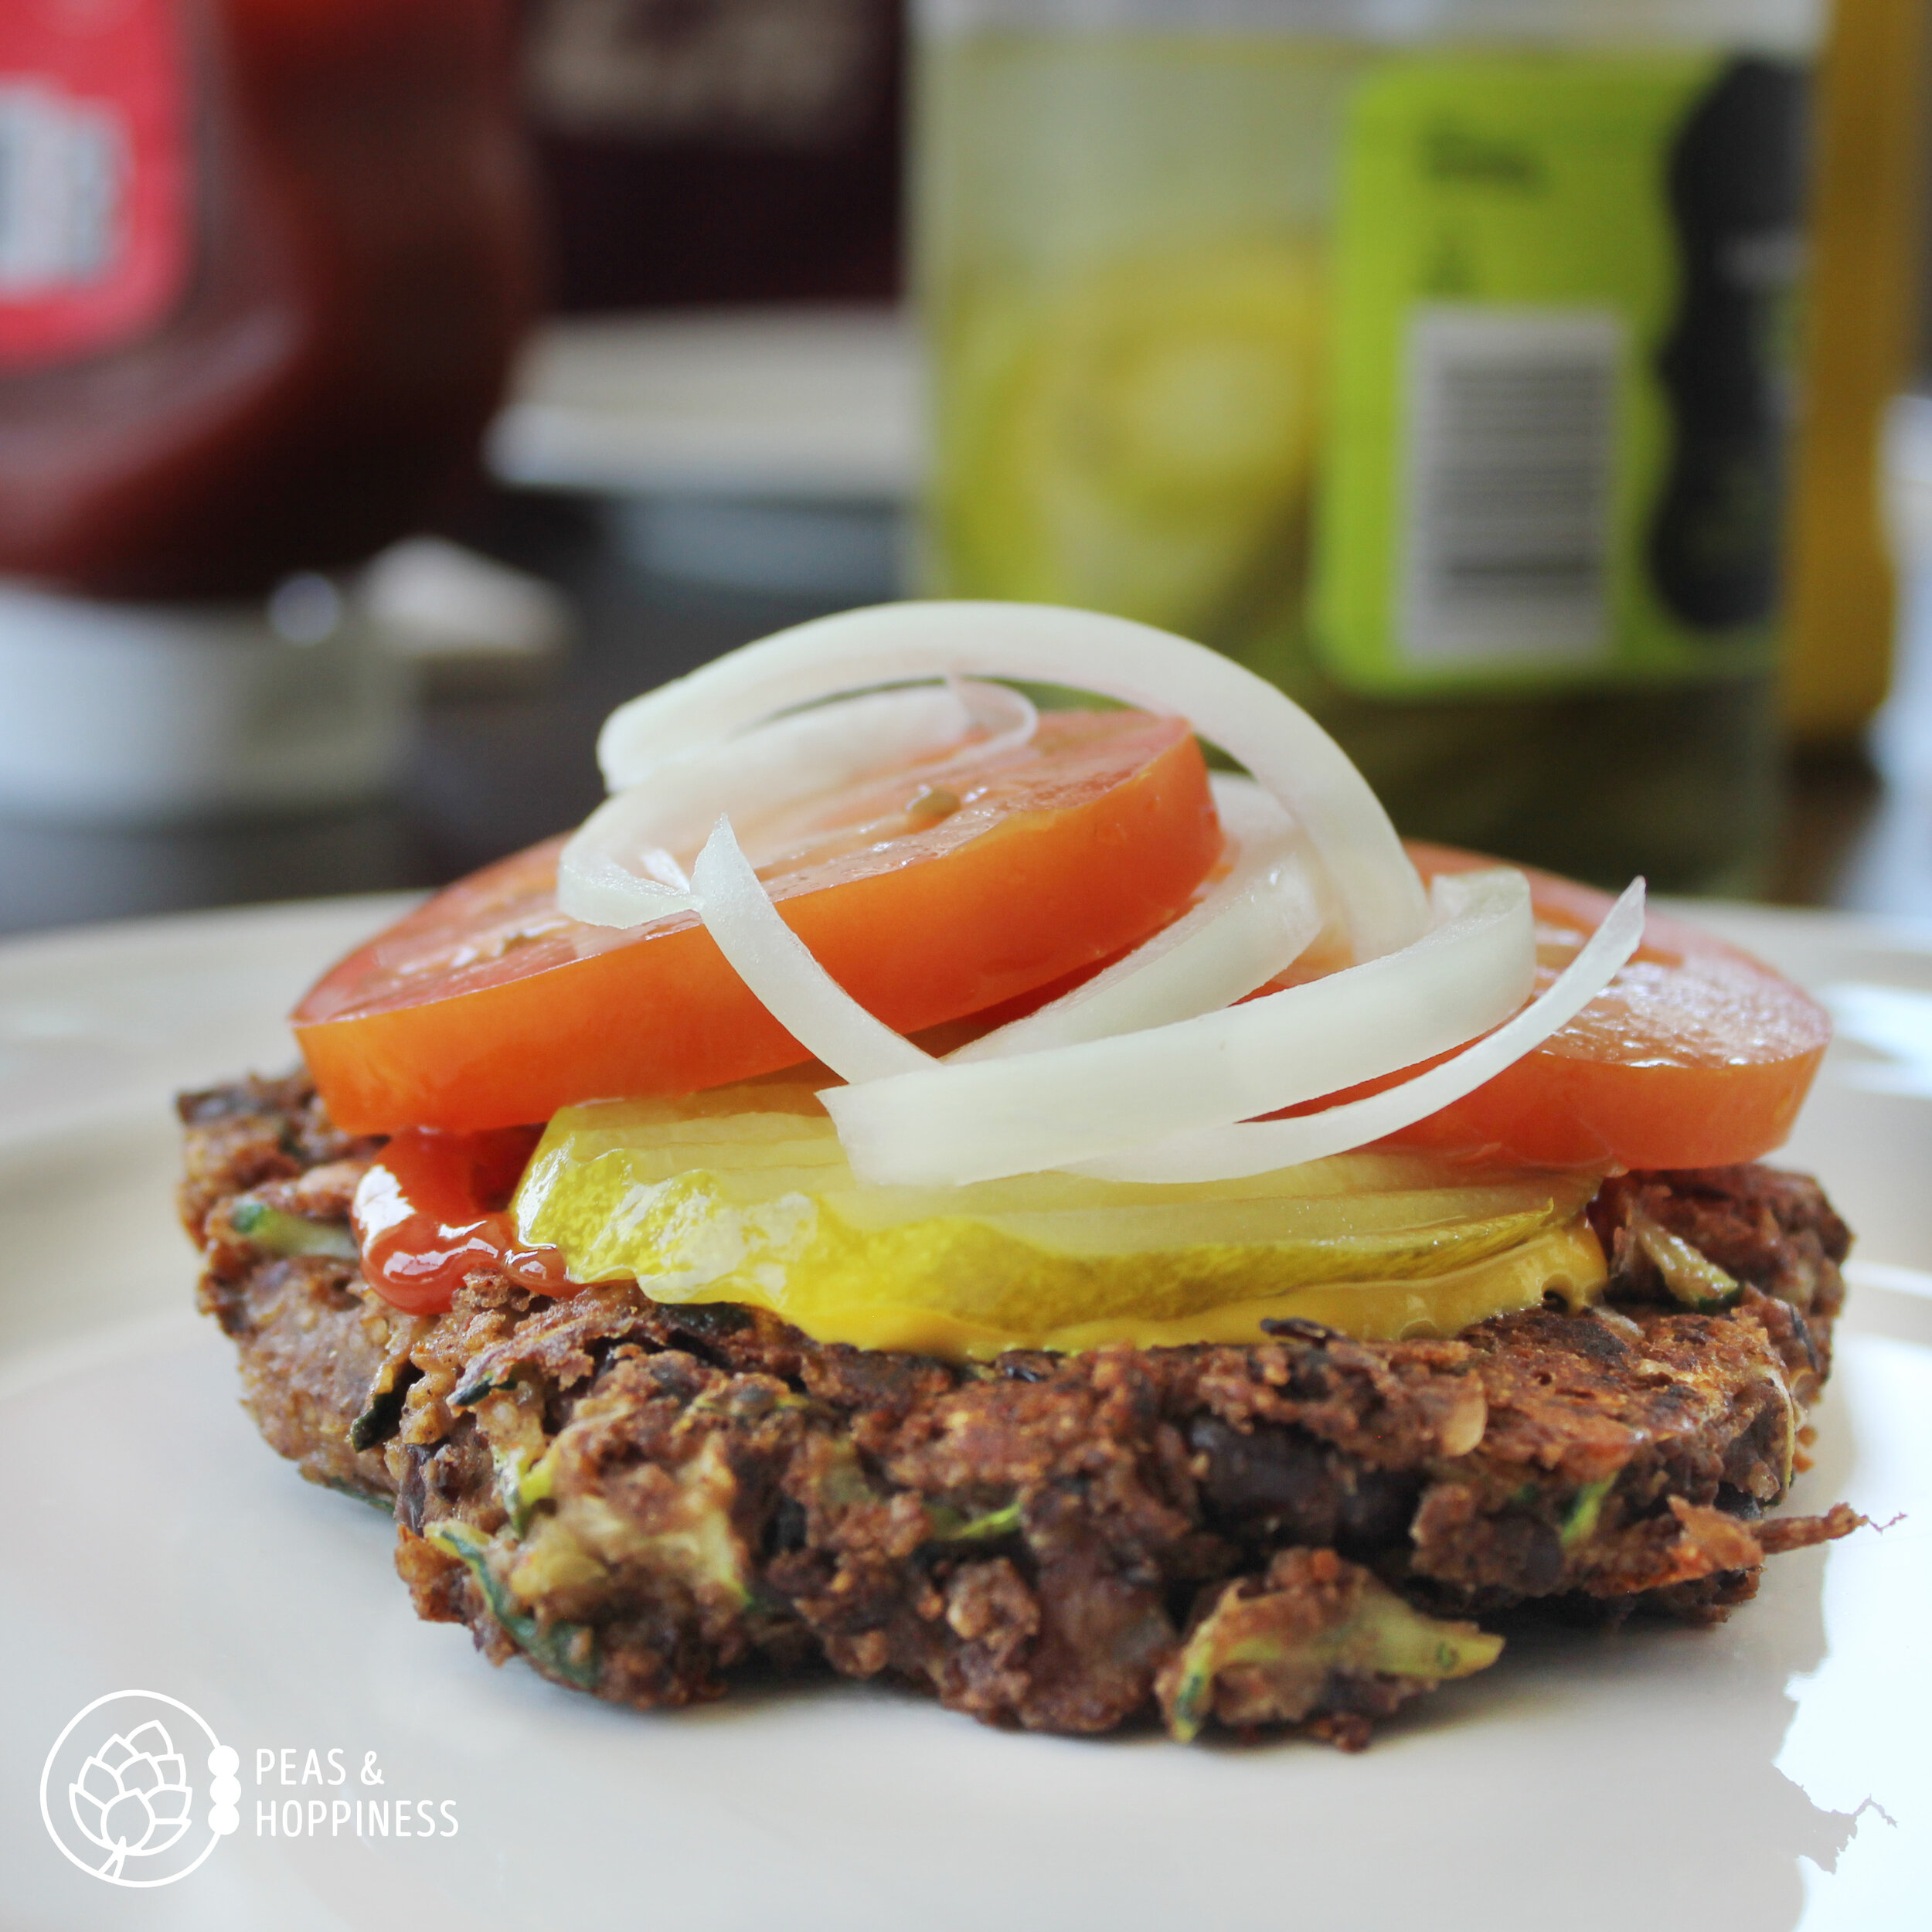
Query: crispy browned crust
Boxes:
[{"xmin": 179, "ymin": 1076, "xmax": 1863, "ymax": 1743}]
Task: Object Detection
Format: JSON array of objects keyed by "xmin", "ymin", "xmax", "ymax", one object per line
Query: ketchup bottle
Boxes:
[{"xmin": 0, "ymin": 0, "xmax": 537, "ymax": 600}]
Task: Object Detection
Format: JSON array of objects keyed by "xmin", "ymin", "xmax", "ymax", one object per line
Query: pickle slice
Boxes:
[{"xmin": 515, "ymin": 1089, "xmax": 1605, "ymax": 1359}]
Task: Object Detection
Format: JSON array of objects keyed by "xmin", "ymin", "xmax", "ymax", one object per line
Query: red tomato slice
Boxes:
[
  {"xmin": 296, "ymin": 709, "xmax": 1219, "ymax": 1134},
  {"xmin": 1382, "ymin": 844, "xmax": 1831, "ymax": 1169}
]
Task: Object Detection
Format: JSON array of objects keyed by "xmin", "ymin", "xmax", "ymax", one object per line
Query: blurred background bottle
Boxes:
[
  {"xmin": 0, "ymin": 0, "xmax": 537, "ymax": 598},
  {"xmin": 0, "ymin": 0, "xmax": 538, "ymax": 821},
  {"xmin": 1783, "ymin": 0, "xmax": 1930, "ymax": 746},
  {"xmin": 918, "ymin": 0, "xmax": 1823, "ymax": 893},
  {"xmin": 522, "ymin": 0, "xmax": 903, "ymax": 309}
]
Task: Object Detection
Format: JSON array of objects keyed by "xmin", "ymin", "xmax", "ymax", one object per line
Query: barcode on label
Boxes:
[
  {"xmin": 0, "ymin": 80, "xmax": 123, "ymax": 298},
  {"xmin": 1398, "ymin": 307, "xmax": 1622, "ymax": 668}
]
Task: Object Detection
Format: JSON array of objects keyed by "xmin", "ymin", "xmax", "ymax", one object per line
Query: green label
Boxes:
[{"xmin": 1312, "ymin": 51, "xmax": 1803, "ymax": 696}]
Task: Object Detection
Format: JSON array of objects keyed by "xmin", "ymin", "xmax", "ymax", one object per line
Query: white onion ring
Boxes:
[
  {"xmin": 1075, "ymin": 881, "xmax": 1648, "ymax": 1183},
  {"xmin": 690, "ymin": 815, "xmax": 929, "ymax": 1084},
  {"xmin": 569, "ymin": 602, "xmax": 1645, "ymax": 1192},
  {"xmin": 685, "ymin": 776, "xmax": 1327, "ymax": 1088},
  {"xmin": 560, "ymin": 679, "xmax": 1036, "ymax": 929},
  {"xmin": 595, "ymin": 601, "xmax": 1427, "ymax": 963},
  {"xmin": 949, "ymin": 777, "xmax": 1325, "ymax": 1062},
  {"xmin": 819, "ymin": 868, "xmax": 1536, "ymax": 1186}
]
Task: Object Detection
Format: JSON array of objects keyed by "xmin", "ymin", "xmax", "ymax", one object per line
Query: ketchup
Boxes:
[
  {"xmin": 352, "ymin": 1126, "xmax": 573, "ymax": 1316},
  {"xmin": 0, "ymin": 0, "xmax": 536, "ymax": 597}
]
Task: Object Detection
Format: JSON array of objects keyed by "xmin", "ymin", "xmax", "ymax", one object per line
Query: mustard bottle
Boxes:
[{"xmin": 1783, "ymin": 0, "xmax": 1929, "ymax": 745}]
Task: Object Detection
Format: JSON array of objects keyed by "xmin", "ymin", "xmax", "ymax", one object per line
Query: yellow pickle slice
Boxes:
[{"xmin": 514, "ymin": 1085, "xmax": 1606, "ymax": 1360}]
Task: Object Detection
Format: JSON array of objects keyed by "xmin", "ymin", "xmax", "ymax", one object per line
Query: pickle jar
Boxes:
[{"xmin": 917, "ymin": 0, "xmax": 1821, "ymax": 894}]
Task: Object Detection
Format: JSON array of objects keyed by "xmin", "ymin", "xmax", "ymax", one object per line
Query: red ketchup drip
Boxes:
[{"xmin": 352, "ymin": 1127, "xmax": 573, "ymax": 1316}]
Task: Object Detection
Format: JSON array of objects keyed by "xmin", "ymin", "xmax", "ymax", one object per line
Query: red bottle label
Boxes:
[{"xmin": 0, "ymin": 0, "xmax": 192, "ymax": 371}]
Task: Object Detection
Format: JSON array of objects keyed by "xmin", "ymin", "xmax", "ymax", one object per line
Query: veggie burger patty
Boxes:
[{"xmin": 180, "ymin": 1073, "xmax": 1861, "ymax": 1747}]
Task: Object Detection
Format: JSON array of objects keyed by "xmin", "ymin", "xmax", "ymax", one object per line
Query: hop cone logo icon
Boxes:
[{"xmin": 67, "ymin": 1719, "xmax": 193, "ymax": 1879}]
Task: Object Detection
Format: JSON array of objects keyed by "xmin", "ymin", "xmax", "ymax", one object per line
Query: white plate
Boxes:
[{"xmin": 2, "ymin": 896, "xmax": 1929, "ymax": 1931}]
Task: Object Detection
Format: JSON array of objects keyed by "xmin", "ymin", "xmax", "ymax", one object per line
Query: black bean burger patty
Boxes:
[{"xmin": 179, "ymin": 1074, "xmax": 1863, "ymax": 1747}]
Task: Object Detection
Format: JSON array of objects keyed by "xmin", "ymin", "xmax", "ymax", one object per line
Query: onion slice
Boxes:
[
  {"xmin": 594, "ymin": 601, "xmax": 1427, "ymax": 962},
  {"xmin": 690, "ymin": 815, "xmax": 930, "ymax": 1084},
  {"xmin": 1076, "ymin": 880, "xmax": 1648, "ymax": 1183},
  {"xmin": 820, "ymin": 868, "xmax": 1536, "ymax": 1188},
  {"xmin": 949, "ymin": 777, "xmax": 1325, "ymax": 1062},
  {"xmin": 564, "ymin": 602, "xmax": 1650, "ymax": 1197},
  {"xmin": 690, "ymin": 774, "xmax": 1327, "ymax": 1088},
  {"xmin": 560, "ymin": 679, "xmax": 1036, "ymax": 930}
]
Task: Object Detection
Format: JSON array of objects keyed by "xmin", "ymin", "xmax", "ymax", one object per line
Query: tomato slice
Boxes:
[
  {"xmin": 296, "ymin": 709, "xmax": 1219, "ymax": 1134},
  {"xmin": 1381, "ymin": 844, "xmax": 1831, "ymax": 1169}
]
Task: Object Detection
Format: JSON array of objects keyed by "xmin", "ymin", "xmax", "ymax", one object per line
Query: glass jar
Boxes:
[{"xmin": 917, "ymin": 0, "xmax": 1821, "ymax": 893}]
